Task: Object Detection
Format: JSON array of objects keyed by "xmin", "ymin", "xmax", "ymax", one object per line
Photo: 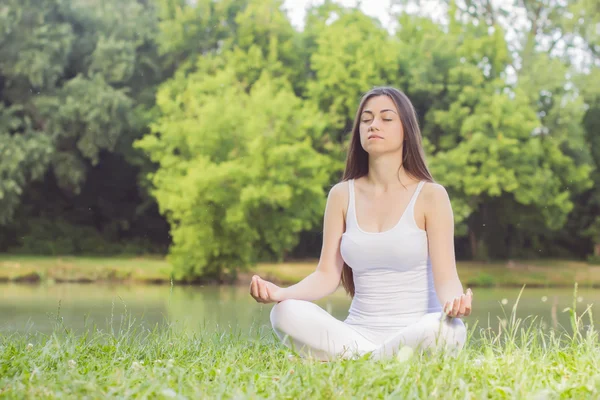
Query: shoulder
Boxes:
[
  {"xmin": 421, "ymin": 181, "xmax": 449, "ymax": 200},
  {"xmin": 327, "ymin": 181, "xmax": 349, "ymax": 205},
  {"xmin": 420, "ymin": 182, "xmax": 452, "ymax": 212},
  {"xmin": 325, "ymin": 181, "xmax": 350, "ymax": 218}
]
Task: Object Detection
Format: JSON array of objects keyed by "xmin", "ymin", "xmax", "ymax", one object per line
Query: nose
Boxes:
[{"xmin": 368, "ymin": 117, "xmax": 382, "ymax": 131}]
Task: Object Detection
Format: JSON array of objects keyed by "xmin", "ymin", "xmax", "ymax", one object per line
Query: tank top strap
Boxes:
[
  {"xmin": 405, "ymin": 180, "xmax": 426, "ymax": 219},
  {"xmin": 413, "ymin": 180, "xmax": 426, "ymax": 200},
  {"xmin": 348, "ymin": 179, "xmax": 356, "ymax": 206}
]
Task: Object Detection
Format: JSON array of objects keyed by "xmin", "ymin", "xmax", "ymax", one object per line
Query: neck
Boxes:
[{"xmin": 366, "ymin": 151, "xmax": 416, "ymax": 189}]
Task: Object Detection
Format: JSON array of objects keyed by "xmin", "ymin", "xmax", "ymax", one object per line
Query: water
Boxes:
[{"xmin": 0, "ymin": 283, "xmax": 597, "ymax": 337}]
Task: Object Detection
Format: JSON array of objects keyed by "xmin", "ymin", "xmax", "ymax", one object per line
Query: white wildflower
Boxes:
[
  {"xmin": 68, "ymin": 360, "xmax": 77, "ymax": 368},
  {"xmin": 161, "ymin": 388, "xmax": 177, "ymax": 398},
  {"xmin": 541, "ymin": 296, "xmax": 548, "ymax": 302},
  {"xmin": 501, "ymin": 298, "xmax": 508, "ymax": 305},
  {"xmin": 472, "ymin": 356, "xmax": 485, "ymax": 368},
  {"xmin": 26, "ymin": 343, "xmax": 33, "ymax": 351},
  {"xmin": 131, "ymin": 361, "xmax": 143, "ymax": 371}
]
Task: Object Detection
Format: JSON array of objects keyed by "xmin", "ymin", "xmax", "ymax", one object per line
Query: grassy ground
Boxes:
[
  {"xmin": 0, "ymin": 296, "xmax": 598, "ymax": 398},
  {"xmin": 0, "ymin": 255, "xmax": 599, "ymax": 287},
  {"xmin": 0, "ymin": 255, "xmax": 170, "ymax": 284}
]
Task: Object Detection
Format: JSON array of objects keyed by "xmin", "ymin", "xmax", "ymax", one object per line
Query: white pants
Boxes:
[{"xmin": 270, "ymin": 299, "xmax": 467, "ymax": 361}]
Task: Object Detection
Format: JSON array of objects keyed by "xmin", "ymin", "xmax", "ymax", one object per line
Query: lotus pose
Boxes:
[{"xmin": 250, "ymin": 86, "xmax": 472, "ymax": 361}]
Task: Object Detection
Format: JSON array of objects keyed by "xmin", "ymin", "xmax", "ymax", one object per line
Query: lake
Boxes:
[{"xmin": 0, "ymin": 283, "xmax": 596, "ymax": 338}]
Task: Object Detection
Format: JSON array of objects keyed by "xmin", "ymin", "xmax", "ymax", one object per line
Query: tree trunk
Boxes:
[{"xmin": 595, "ymin": 242, "xmax": 600, "ymax": 257}]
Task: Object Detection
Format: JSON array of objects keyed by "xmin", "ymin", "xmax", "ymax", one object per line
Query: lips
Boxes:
[{"xmin": 368, "ymin": 134, "xmax": 383, "ymax": 139}]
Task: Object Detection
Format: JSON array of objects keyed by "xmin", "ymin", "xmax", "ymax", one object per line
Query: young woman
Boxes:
[{"xmin": 249, "ymin": 86, "xmax": 472, "ymax": 361}]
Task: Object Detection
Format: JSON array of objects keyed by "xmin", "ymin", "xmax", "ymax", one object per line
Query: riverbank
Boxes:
[{"xmin": 0, "ymin": 255, "xmax": 598, "ymax": 288}]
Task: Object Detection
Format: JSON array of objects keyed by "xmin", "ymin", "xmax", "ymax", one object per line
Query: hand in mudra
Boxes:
[
  {"xmin": 249, "ymin": 275, "xmax": 284, "ymax": 303},
  {"xmin": 443, "ymin": 288, "xmax": 473, "ymax": 318}
]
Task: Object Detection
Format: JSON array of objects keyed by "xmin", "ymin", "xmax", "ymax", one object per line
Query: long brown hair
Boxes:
[{"xmin": 340, "ymin": 86, "xmax": 435, "ymax": 297}]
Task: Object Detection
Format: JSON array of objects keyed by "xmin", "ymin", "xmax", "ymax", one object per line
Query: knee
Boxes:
[
  {"xmin": 438, "ymin": 316, "xmax": 467, "ymax": 349},
  {"xmin": 423, "ymin": 314, "xmax": 467, "ymax": 349},
  {"xmin": 270, "ymin": 299, "xmax": 306, "ymax": 334}
]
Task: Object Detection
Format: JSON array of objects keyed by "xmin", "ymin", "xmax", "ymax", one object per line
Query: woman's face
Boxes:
[{"xmin": 358, "ymin": 95, "xmax": 404, "ymax": 155}]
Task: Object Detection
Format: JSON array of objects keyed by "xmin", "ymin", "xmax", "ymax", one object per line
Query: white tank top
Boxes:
[{"xmin": 340, "ymin": 179, "xmax": 441, "ymax": 337}]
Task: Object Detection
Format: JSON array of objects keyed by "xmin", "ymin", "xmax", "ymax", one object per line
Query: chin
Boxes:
[
  {"xmin": 364, "ymin": 145, "xmax": 402, "ymax": 156},
  {"xmin": 363, "ymin": 147, "xmax": 388, "ymax": 156}
]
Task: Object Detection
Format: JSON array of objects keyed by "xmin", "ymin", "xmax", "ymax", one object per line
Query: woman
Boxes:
[{"xmin": 249, "ymin": 86, "xmax": 472, "ymax": 361}]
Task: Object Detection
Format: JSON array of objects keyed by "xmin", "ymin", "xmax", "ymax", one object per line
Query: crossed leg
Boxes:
[
  {"xmin": 270, "ymin": 300, "xmax": 466, "ymax": 361},
  {"xmin": 270, "ymin": 299, "xmax": 377, "ymax": 361},
  {"xmin": 370, "ymin": 312, "xmax": 467, "ymax": 360}
]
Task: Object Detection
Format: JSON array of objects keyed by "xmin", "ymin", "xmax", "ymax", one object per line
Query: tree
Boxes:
[
  {"xmin": 390, "ymin": 4, "xmax": 593, "ymax": 259},
  {"xmin": 305, "ymin": 6, "xmax": 400, "ymax": 147},
  {"xmin": 136, "ymin": 52, "xmax": 333, "ymax": 280},
  {"xmin": 0, "ymin": 0, "xmax": 169, "ymax": 252}
]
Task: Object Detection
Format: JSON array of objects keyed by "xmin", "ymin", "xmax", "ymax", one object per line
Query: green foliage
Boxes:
[
  {"xmin": 155, "ymin": 0, "xmax": 246, "ymax": 62},
  {"xmin": 35, "ymin": 74, "xmax": 134, "ymax": 190},
  {"xmin": 0, "ymin": 0, "xmax": 170, "ymax": 253},
  {"xmin": 468, "ymin": 272, "xmax": 495, "ymax": 288},
  {"xmin": 441, "ymin": 0, "xmax": 599, "ymax": 258},
  {"xmin": 306, "ymin": 8, "xmax": 399, "ymax": 138},
  {"xmin": 432, "ymin": 84, "xmax": 592, "ymax": 230},
  {"xmin": 0, "ymin": 106, "xmax": 54, "ymax": 224},
  {"xmin": 232, "ymin": 0, "xmax": 306, "ymax": 86},
  {"xmin": 137, "ymin": 59, "xmax": 332, "ymax": 280},
  {"xmin": 588, "ymin": 254, "xmax": 600, "ymax": 265},
  {"xmin": 10, "ymin": 218, "xmax": 158, "ymax": 256},
  {"xmin": 2, "ymin": 0, "xmax": 600, "ymax": 274}
]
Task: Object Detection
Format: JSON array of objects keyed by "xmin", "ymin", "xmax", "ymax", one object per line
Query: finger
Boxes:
[
  {"xmin": 464, "ymin": 292, "xmax": 472, "ymax": 316},
  {"xmin": 443, "ymin": 301, "xmax": 452, "ymax": 315},
  {"xmin": 452, "ymin": 296, "xmax": 460, "ymax": 316},
  {"xmin": 446, "ymin": 300, "xmax": 453, "ymax": 315},
  {"xmin": 265, "ymin": 284, "xmax": 272, "ymax": 302},
  {"xmin": 467, "ymin": 288, "xmax": 473, "ymax": 298},
  {"xmin": 250, "ymin": 276, "xmax": 256, "ymax": 297},
  {"xmin": 258, "ymin": 279, "xmax": 269, "ymax": 301},
  {"xmin": 458, "ymin": 294, "xmax": 467, "ymax": 317},
  {"xmin": 251, "ymin": 276, "xmax": 260, "ymax": 300}
]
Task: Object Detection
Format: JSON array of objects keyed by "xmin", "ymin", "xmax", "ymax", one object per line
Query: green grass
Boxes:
[
  {"xmin": 1, "ymin": 255, "xmax": 599, "ymax": 287},
  {"xmin": 0, "ymin": 288, "xmax": 598, "ymax": 398},
  {"xmin": 0, "ymin": 255, "xmax": 170, "ymax": 284}
]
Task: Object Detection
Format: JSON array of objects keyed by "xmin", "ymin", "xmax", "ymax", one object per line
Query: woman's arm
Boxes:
[
  {"xmin": 424, "ymin": 183, "xmax": 472, "ymax": 317},
  {"xmin": 250, "ymin": 182, "xmax": 347, "ymax": 303}
]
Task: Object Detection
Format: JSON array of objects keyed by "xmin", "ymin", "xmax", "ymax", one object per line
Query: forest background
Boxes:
[{"xmin": 1, "ymin": 0, "xmax": 599, "ymax": 283}]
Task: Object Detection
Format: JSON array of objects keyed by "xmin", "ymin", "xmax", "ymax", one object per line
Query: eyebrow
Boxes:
[{"xmin": 362, "ymin": 109, "xmax": 398, "ymax": 115}]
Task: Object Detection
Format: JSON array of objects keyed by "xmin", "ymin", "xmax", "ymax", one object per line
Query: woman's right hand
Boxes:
[{"xmin": 249, "ymin": 275, "xmax": 284, "ymax": 303}]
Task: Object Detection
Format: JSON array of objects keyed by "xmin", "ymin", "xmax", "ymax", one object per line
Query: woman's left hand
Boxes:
[{"xmin": 443, "ymin": 288, "xmax": 473, "ymax": 318}]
